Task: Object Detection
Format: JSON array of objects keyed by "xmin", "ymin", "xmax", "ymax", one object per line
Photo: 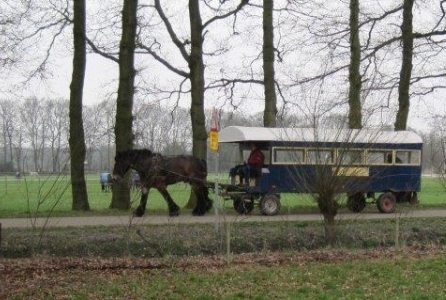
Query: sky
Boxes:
[
  {"xmin": 0, "ymin": 0, "xmax": 444, "ymax": 133},
  {"xmin": 0, "ymin": 38, "xmax": 438, "ymax": 133},
  {"xmin": 11, "ymin": 54, "xmax": 119, "ymax": 106}
]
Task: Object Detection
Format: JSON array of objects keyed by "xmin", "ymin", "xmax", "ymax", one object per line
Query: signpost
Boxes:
[
  {"xmin": 210, "ymin": 108, "xmax": 220, "ymax": 231},
  {"xmin": 210, "ymin": 108, "xmax": 219, "ymax": 151}
]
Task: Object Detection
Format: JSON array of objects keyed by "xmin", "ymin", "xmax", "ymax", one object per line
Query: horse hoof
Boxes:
[
  {"xmin": 133, "ymin": 210, "xmax": 145, "ymax": 217},
  {"xmin": 169, "ymin": 210, "xmax": 180, "ymax": 217},
  {"xmin": 192, "ymin": 210, "xmax": 205, "ymax": 216}
]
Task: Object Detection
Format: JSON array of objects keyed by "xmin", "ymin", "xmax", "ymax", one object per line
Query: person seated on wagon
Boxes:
[
  {"xmin": 229, "ymin": 142, "xmax": 265, "ymax": 185},
  {"xmin": 386, "ymin": 152, "xmax": 402, "ymax": 164}
]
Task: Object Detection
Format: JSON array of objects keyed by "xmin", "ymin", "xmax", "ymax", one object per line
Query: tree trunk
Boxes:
[
  {"xmin": 110, "ymin": 0, "xmax": 138, "ymax": 210},
  {"xmin": 348, "ymin": 0, "xmax": 362, "ymax": 129},
  {"xmin": 69, "ymin": 0, "xmax": 89, "ymax": 211},
  {"xmin": 263, "ymin": 0, "xmax": 277, "ymax": 127},
  {"xmin": 185, "ymin": 0, "xmax": 207, "ymax": 209},
  {"xmin": 189, "ymin": 0, "xmax": 207, "ymax": 160},
  {"xmin": 394, "ymin": 0, "xmax": 414, "ymax": 131},
  {"xmin": 318, "ymin": 195, "xmax": 339, "ymax": 245},
  {"xmin": 323, "ymin": 214, "xmax": 337, "ymax": 246}
]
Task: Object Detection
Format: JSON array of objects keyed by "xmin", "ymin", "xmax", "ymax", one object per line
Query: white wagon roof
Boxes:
[{"xmin": 218, "ymin": 126, "xmax": 423, "ymax": 145}]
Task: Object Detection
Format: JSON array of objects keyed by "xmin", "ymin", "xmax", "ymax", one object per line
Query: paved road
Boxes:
[{"xmin": 1, "ymin": 209, "xmax": 446, "ymax": 229}]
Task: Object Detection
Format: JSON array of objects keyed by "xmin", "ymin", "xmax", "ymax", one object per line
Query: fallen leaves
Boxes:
[{"xmin": 2, "ymin": 245, "xmax": 446, "ymax": 299}]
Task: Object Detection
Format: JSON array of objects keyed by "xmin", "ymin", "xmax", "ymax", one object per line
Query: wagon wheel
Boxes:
[
  {"xmin": 259, "ymin": 194, "xmax": 281, "ymax": 216},
  {"xmin": 377, "ymin": 192, "xmax": 396, "ymax": 213},
  {"xmin": 346, "ymin": 193, "xmax": 366, "ymax": 213},
  {"xmin": 233, "ymin": 195, "xmax": 254, "ymax": 215}
]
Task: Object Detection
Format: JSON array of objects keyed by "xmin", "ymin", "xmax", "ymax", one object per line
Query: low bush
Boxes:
[{"xmin": 2, "ymin": 217, "xmax": 446, "ymax": 259}]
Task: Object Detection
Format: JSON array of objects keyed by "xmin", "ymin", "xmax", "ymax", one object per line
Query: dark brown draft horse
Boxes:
[{"xmin": 112, "ymin": 149, "xmax": 212, "ymax": 217}]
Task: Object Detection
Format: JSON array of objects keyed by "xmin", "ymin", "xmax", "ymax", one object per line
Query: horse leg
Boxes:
[
  {"xmin": 203, "ymin": 186, "xmax": 213, "ymax": 212},
  {"xmin": 157, "ymin": 188, "xmax": 180, "ymax": 217},
  {"xmin": 134, "ymin": 187, "xmax": 150, "ymax": 217},
  {"xmin": 197, "ymin": 184, "xmax": 212, "ymax": 212},
  {"xmin": 191, "ymin": 184, "xmax": 212, "ymax": 216}
]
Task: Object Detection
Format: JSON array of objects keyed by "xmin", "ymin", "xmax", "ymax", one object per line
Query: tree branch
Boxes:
[
  {"xmin": 86, "ymin": 37, "xmax": 119, "ymax": 63},
  {"xmin": 136, "ymin": 40, "xmax": 189, "ymax": 78},
  {"xmin": 203, "ymin": 0, "xmax": 249, "ymax": 29},
  {"xmin": 153, "ymin": 0, "xmax": 190, "ymax": 62},
  {"xmin": 207, "ymin": 77, "xmax": 264, "ymax": 90}
]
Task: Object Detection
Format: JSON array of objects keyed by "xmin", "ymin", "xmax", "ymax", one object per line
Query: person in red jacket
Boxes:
[{"xmin": 229, "ymin": 143, "xmax": 265, "ymax": 185}]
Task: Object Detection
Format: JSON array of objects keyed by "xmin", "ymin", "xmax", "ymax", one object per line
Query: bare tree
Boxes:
[
  {"xmin": 45, "ymin": 99, "xmax": 69, "ymax": 173},
  {"xmin": 420, "ymin": 128, "xmax": 443, "ymax": 175},
  {"xmin": 83, "ymin": 100, "xmax": 116, "ymax": 171},
  {"xmin": 0, "ymin": 99, "xmax": 25, "ymax": 174},
  {"xmin": 394, "ymin": 0, "xmax": 414, "ymax": 131},
  {"xmin": 69, "ymin": 0, "xmax": 90, "ymax": 211},
  {"xmin": 0, "ymin": 0, "xmax": 92, "ymax": 208},
  {"xmin": 188, "ymin": 0, "xmax": 208, "ymax": 160},
  {"xmin": 0, "ymin": 1, "xmax": 71, "ymax": 88},
  {"xmin": 144, "ymin": 0, "xmax": 248, "ymax": 160},
  {"xmin": 348, "ymin": 0, "xmax": 362, "ymax": 129},
  {"xmin": 133, "ymin": 101, "xmax": 192, "ymax": 154},
  {"xmin": 110, "ymin": 0, "xmax": 139, "ymax": 210},
  {"xmin": 13, "ymin": 125, "xmax": 25, "ymax": 175},
  {"xmin": 138, "ymin": 0, "xmax": 248, "ymax": 208},
  {"xmin": 20, "ymin": 97, "xmax": 45, "ymax": 173},
  {"xmin": 284, "ymin": 1, "xmax": 446, "ymax": 130},
  {"xmin": 263, "ymin": 0, "xmax": 277, "ymax": 127},
  {"xmin": 0, "ymin": 99, "xmax": 16, "ymax": 171}
]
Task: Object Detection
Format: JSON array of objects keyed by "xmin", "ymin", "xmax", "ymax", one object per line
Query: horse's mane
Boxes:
[
  {"xmin": 116, "ymin": 148, "xmax": 154, "ymax": 158},
  {"xmin": 132, "ymin": 148, "xmax": 153, "ymax": 156}
]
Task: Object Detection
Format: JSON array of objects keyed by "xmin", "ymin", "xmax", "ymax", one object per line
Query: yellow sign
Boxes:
[
  {"xmin": 209, "ymin": 107, "xmax": 219, "ymax": 152},
  {"xmin": 210, "ymin": 131, "xmax": 219, "ymax": 151}
]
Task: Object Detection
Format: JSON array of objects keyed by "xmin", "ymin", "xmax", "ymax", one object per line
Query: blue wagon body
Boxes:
[{"xmin": 218, "ymin": 126, "xmax": 422, "ymax": 215}]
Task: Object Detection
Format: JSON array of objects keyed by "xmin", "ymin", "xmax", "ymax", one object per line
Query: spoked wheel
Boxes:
[
  {"xmin": 377, "ymin": 192, "xmax": 396, "ymax": 213},
  {"xmin": 259, "ymin": 194, "xmax": 281, "ymax": 216},
  {"xmin": 346, "ymin": 193, "xmax": 366, "ymax": 213},
  {"xmin": 233, "ymin": 195, "xmax": 255, "ymax": 215}
]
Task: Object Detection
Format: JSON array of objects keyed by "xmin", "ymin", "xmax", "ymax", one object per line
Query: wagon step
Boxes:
[{"xmin": 207, "ymin": 181, "xmax": 259, "ymax": 199}]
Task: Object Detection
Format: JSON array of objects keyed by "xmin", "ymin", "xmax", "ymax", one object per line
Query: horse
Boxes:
[{"xmin": 112, "ymin": 149, "xmax": 213, "ymax": 217}]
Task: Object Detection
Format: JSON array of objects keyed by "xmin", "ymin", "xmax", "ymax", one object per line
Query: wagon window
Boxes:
[
  {"xmin": 395, "ymin": 150, "xmax": 421, "ymax": 165},
  {"xmin": 273, "ymin": 148, "xmax": 304, "ymax": 164},
  {"xmin": 338, "ymin": 150, "xmax": 364, "ymax": 165},
  {"xmin": 367, "ymin": 150, "xmax": 388, "ymax": 165},
  {"xmin": 307, "ymin": 149, "xmax": 334, "ymax": 164}
]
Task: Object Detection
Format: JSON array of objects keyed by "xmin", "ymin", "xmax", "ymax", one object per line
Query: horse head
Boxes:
[
  {"xmin": 112, "ymin": 151, "xmax": 130, "ymax": 182},
  {"xmin": 112, "ymin": 149, "xmax": 154, "ymax": 181}
]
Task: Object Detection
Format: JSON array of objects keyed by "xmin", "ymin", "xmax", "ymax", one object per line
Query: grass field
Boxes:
[
  {"xmin": 1, "ymin": 174, "xmax": 446, "ymax": 299},
  {"xmin": 3, "ymin": 247, "xmax": 446, "ymax": 299},
  {"xmin": 0, "ymin": 174, "xmax": 444, "ymax": 218}
]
